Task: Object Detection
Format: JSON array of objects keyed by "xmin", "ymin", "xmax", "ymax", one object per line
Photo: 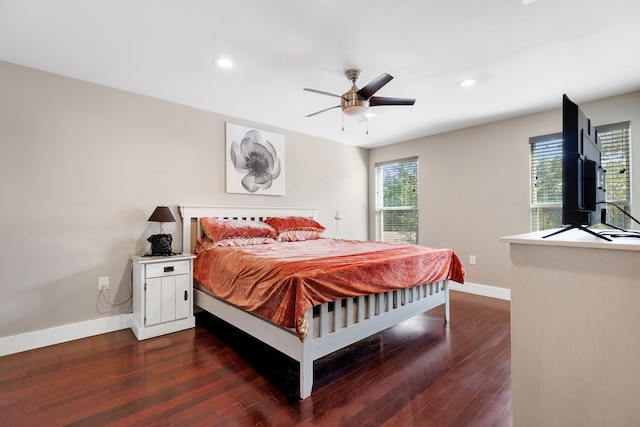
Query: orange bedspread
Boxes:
[{"xmin": 193, "ymin": 238, "xmax": 465, "ymax": 341}]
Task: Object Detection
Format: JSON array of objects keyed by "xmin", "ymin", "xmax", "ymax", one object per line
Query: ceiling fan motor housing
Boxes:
[{"xmin": 342, "ymin": 90, "xmax": 369, "ymax": 116}]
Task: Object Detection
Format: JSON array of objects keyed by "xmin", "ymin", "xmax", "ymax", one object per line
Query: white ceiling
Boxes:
[{"xmin": 1, "ymin": 0, "xmax": 639, "ymax": 148}]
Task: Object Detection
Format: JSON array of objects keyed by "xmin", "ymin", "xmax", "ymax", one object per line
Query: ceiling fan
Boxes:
[{"xmin": 304, "ymin": 69, "xmax": 416, "ymax": 120}]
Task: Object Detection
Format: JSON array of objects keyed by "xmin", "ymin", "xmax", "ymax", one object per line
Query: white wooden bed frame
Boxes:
[{"xmin": 179, "ymin": 205, "xmax": 450, "ymax": 399}]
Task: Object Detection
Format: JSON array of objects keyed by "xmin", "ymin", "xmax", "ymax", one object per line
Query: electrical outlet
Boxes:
[
  {"xmin": 469, "ymin": 255, "xmax": 477, "ymax": 265},
  {"xmin": 98, "ymin": 276, "xmax": 109, "ymax": 291}
]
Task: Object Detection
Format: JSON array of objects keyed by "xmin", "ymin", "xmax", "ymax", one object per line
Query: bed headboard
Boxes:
[{"xmin": 179, "ymin": 205, "xmax": 318, "ymax": 254}]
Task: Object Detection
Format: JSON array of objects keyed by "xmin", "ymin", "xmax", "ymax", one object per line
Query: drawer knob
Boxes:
[
  {"xmin": 164, "ymin": 266, "xmax": 174, "ymax": 273},
  {"xmin": 184, "ymin": 290, "xmax": 188, "ymax": 301}
]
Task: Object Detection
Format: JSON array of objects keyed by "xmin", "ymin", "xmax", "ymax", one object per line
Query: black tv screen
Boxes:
[{"xmin": 561, "ymin": 94, "xmax": 606, "ymax": 227}]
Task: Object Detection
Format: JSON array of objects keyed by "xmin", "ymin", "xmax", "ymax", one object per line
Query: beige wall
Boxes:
[
  {"xmin": 2, "ymin": 57, "xmax": 638, "ymax": 339},
  {"xmin": 0, "ymin": 61, "xmax": 369, "ymax": 338},
  {"xmin": 369, "ymin": 90, "xmax": 640, "ymax": 288}
]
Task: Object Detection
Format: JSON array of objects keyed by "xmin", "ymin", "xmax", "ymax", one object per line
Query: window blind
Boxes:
[
  {"xmin": 597, "ymin": 122, "xmax": 631, "ymax": 228},
  {"xmin": 530, "ymin": 133, "xmax": 563, "ymax": 231}
]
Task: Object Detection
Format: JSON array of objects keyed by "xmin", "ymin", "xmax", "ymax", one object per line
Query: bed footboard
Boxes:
[
  {"xmin": 195, "ymin": 280, "xmax": 449, "ymax": 399},
  {"xmin": 311, "ymin": 281, "xmax": 448, "ymax": 361}
]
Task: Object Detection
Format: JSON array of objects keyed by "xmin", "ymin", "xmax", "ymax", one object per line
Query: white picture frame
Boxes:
[{"xmin": 225, "ymin": 123, "xmax": 285, "ymax": 195}]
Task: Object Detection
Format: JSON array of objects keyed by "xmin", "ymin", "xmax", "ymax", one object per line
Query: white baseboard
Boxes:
[
  {"xmin": 449, "ymin": 281, "xmax": 511, "ymax": 301},
  {"xmin": 0, "ymin": 314, "xmax": 131, "ymax": 357}
]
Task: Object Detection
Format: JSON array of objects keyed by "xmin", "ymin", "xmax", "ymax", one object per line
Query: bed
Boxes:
[{"xmin": 179, "ymin": 205, "xmax": 465, "ymax": 399}]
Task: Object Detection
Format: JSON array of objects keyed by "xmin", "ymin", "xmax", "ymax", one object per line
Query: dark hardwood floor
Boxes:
[{"xmin": 0, "ymin": 291, "xmax": 511, "ymax": 426}]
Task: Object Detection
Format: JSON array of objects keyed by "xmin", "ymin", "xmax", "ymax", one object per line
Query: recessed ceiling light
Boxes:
[
  {"xmin": 213, "ymin": 57, "xmax": 234, "ymax": 69},
  {"xmin": 458, "ymin": 78, "xmax": 478, "ymax": 88}
]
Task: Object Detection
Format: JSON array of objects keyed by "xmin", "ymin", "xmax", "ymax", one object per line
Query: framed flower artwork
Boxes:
[{"xmin": 225, "ymin": 123, "xmax": 285, "ymax": 195}]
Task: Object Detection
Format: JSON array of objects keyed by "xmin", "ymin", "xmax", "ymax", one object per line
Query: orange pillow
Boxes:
[
  {"xmin": 200, "ymin": 217, "xmax": 277, "ymax": 243},
  {"xmin": 264, "ymin": 216, "xmax": 325, "ymax": 241}
]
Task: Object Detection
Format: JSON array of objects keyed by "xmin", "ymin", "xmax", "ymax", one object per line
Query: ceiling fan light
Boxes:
[
  {"xmin": 343, "ymin": 105, "xmax": 368, "ymax": 117},
  {"xmin": 341, "ymin": 93, "xmax": 369, "ymax": 116}
]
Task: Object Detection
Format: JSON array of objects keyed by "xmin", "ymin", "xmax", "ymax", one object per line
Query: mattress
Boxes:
[{"xmin": 193, "ymin": 238, "xmax": 465, "ymax": 340}]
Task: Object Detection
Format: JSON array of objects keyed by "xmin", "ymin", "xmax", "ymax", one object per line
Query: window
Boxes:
[
  {"xmin": 375, "ymin": 157, "xmax": 418, "ymax": 244},
  {"xmin": 598, "ymin": 122, "xmax": 632, "ymax": 228},
  {"xmin": 530, "ymin": 121, "xmax": 631, "ymax": 231},
  {"xmin": 530, "ymin": 133, "xmax": 563, "ymax": 231}
]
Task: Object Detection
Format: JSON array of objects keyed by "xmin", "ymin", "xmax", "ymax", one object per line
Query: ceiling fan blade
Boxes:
[
  {"xmin": 357, "ymin": 73, "xmax": 393, "ymax": 99},
  {"xmin": 305, "ymin": 105, "xmax": 341, "ymax": 117},
  {"xmin": 303, "ymin": 88, "xmax": 343, "ymax": 98},
  {"xmin": 369, "ymin": 96, "xmax": 416, "ymax": 106}
]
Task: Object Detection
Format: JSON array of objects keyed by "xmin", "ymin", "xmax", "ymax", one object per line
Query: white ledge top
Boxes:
[{"xmin": 500, "ymin": 228, "xmax": 640, "ymax": 251}]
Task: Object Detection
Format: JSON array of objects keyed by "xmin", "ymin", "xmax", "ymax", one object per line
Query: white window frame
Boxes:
[{"xmin": 374, "ymin": 157, "xmax": 419, "ymax": 244}]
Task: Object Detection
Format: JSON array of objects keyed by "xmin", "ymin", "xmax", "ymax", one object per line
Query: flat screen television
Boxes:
[{"xmin": 544, "ymin": 94, "xmax": 609, "ymax": 240}]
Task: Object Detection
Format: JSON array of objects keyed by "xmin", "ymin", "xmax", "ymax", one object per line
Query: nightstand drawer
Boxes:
[{"xmin": 146, "ymin": 260, "xmax": 190, "ymax": 278}]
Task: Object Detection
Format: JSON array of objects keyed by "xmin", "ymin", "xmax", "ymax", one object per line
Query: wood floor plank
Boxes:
[{"xmin": 0, "ymin": 291, "xmax": 511, "ymax": 426}]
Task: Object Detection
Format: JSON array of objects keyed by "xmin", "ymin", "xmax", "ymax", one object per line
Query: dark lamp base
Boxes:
[{"xmin": 147, "ymin": 233, "xmax": 173, "ymax": 255}]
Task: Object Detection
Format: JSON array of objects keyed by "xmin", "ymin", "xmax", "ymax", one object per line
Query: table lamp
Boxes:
[{"xmin": 147, "ymin": 206, "xmax": 176, "ymax": 255}]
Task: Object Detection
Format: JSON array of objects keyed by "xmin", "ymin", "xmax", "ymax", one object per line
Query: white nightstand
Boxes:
[{"xmin": 130, "ymin": 253, "xmax": 196, "ymax": 340}]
